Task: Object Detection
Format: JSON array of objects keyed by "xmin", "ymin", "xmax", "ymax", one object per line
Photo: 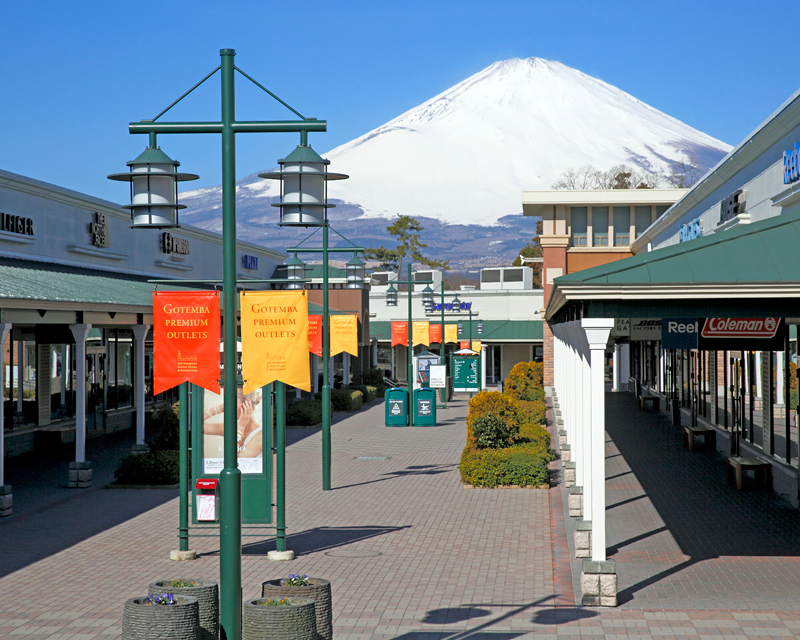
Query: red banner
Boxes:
[
  {"xmin": 429, "ymin": 323, "xmax": 442, "ymax": 344},
  {"xmin": 391, "ymin": 321, "xmax": 408, "ymax": 347},
  {"xmin": 308, "ymin": 315, "xmax": 322, "ymax": 356},
  {"xmin": 153, "ymin": 291, "xmax": 220, "ymax": 395}
]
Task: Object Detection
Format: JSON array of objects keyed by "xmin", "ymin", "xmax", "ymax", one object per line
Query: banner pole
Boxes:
[
  {"xmin": 275, "ymin": 381, "xmax": 286, "ymax": 552},
  {"xmin": 322, "ymin": 224, "xmax": 331, "ymax": 490},
  {"xmin": 179, "ymin": 382, "xmax": 189, "ymax": 551}
]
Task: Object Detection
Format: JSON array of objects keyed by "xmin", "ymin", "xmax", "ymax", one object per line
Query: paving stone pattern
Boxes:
[{"xmin": 1, "ymin": 394, "xmax": 799, "ymax": 639}]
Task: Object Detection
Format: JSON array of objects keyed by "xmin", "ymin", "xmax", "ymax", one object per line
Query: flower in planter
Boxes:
[
  {"xmin": 143, "ymin": 593, "xmax": 176, "ymax": 606},
  {"xmin": 259, "ymin": 598, "xmax": 292, "ymax": 606},
  {"xmin": 280, "ymin": 574, "xmax": 310, "ymax": 586},
  {"xmin": 168, "ymin": 579, "xmax": 196, "ymax": 588}
]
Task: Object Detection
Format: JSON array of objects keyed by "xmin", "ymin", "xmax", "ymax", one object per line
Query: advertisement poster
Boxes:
[
  {"xmin": 240, "ymin": 290, "xmax": 310, "ymax": 394},
  {"xmin": 391, "ymin": 321, "xmax": 408, "ymax": 346},
  {"xmin": 308, "ymin": 314, "xmax": 323, "ymax": 357},
  {"xmin": 152, "ymin": 291, "xmax": 220, "ymax": 395},
  {"xmin": 202, "ymin": 386, "xmax": 263, "ymax": 474}
]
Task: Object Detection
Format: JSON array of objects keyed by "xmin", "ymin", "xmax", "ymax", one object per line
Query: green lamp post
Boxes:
[
  {"xmin": 279, "ymin": 239, "xmax": 365, "ymax": 491},
  {"xmin": 109, "ymin": 48, "xmax": 333, "ymax": 640}
]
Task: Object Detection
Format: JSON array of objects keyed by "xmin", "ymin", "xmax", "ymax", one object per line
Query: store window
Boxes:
[
  {"xmin": 613, "ymin": 206, "xmax": 630, "ymax": 245},
  {"xmin": 592, "ymin": 207, "xmax": 609, "ymax": 246},
  {"xmin": 634, "ymin": 206, "xmax": 652, "ymax": 238},
  {"xmin": 108, "ymin": 328, "xmax": 133, "ymax": 409},
  {"xmin": 571, "ymin": 207, "xmax": 587, "ymax": 246}
]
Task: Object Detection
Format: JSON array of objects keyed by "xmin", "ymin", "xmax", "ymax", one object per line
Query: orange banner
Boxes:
[
  {"xmin": 240, "ymin": 290, "xmax": 310, "ymax": 394},
  {"xmin": 429, "ymin": 323, "xmax": 442, "ymax": 344},
  {"xmin": 331, "ymin": 315, "xmax": 358, "ymax": 356},
  {"xmin": 308, "ymin": 315, "xmax": 322, "ymax": 357},
  {"xmin": 445, "ymin": 324, "xmax": 459, "ymax": 344},
  {"xmin": 413, "ymin": 321, "xmax": 430, "ymax": 346},
  {"xmin": 153, "ymin": 291, "xmax": 220, "ymax": 395},
  {"xmin": 460, "ymin": 340, "xmax": 482, "ymax": 351},
  {"xmin": 391, "ymin": 321, "xmax": 408, "ymax": 347}
]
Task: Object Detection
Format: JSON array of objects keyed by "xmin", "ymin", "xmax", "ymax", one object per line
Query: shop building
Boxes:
[
  {"xmin": 0, "ymin": 168, "xmax": 284, "ymax": 510},
  {"xmin": 542, "ymin": 86, "xmax": 800, "ymax": 606}
]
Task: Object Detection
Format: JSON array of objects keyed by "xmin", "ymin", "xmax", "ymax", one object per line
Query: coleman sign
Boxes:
[{"xmin": 697, "ymin": 317, "xmax": 785, "ymax": 351}]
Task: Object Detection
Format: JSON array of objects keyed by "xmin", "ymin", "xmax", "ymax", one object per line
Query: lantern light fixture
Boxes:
[
  {"xmin": 422, "ymin": 285, "xmax": 434, "ymax": 310},
  {"xmin": 259, "ymin": 146, "xmax": 348, "ymax": 227},
  {"xmin": 457, "ymin": 322, "xmax": 464, "ymax": 335},
  {"xmin": 477, "ymin": 322, "xmax": 484, "ymax": 335},
  {"xmin": 346, "ymin": 254, "xmax": 365, "ymax": 290},
  {"xmin": 386, "ymin": 283, "xmax": 398, "ymax": 307},
  {"xmin": 451, "ymin": 294, "xmax": 461, "ymax": 311},
  {"xmin": 284, "ymin": 254, "xmax": 306, "ymax": 289},
  {"xmin": 108, "ymin": 146, "xmax": 199, "ymax": 229}
]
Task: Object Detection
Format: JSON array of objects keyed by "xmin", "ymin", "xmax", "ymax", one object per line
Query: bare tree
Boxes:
[
  {"xmin": 552, "ymin": 163, "xmax": 669, "ymax": 190},
  {"xmin": 665, "ymin": 154, "xmax": 702, "ymax": 188}
]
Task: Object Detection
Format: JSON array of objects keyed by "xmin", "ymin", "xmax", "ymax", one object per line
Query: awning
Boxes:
[{"xmin": 548, "ymin": 208, "xmax": 800, "ymax": 323}]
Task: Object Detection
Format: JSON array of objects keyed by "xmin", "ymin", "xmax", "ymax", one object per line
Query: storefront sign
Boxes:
[
  {"xmin": 391, "ymin": 321, "xmax": 408, "ymax": 347},
  {"xmin": 611, "ymin": 318, "xmax": 630, "ymax": 338},
  {"xmin": 331, "ymin": 315, "xmax": 358, "ymax": 356},
  {"xmin": 662, "ymin": 318, "xmax": 698, "ymax": 349},
  {"xmin": 240, "ymin": 290, "xmax": 310, "ymax": 393},
  {"xmin": 89, "ymin": 212, "xmax": 110, "ymax": 247},
  {"xmin": 630, "ymin": 318, "xmax": 661, "ymax": 341},
  {"xmin": 784, "ymin": 142, "xmax": 800, "ymax": 184},
  {"xmin": 433, "ymin": 302, "xmax": 472, "ymax": 311},
  {"xmin": 161, "ymin": 232, "xmax": 190, "ymax": 255},
  {"xmin": 152, "ymin": 291, "xmax": 221, "ymax": 395},
  {"xmin": 678, "ymin": 219, "xmax": 702, "ymax": 243},
  {"xmin": 0, "ymin": 212, "xmax": 34, "ymax": 236},
  {"xmin": 308, "ymin": 314, "xmax": 322, "ymax": 357},
  {"xmin": 242, "ymin": 254, "xmax": 258, "ymax": 269},
  {"xmin": 719, "ymin": 189, "xmax": 746, "ymax": 225},
  {"xmin": 697, "ymin": 317, "xmax": 785, "ymax": 351}
]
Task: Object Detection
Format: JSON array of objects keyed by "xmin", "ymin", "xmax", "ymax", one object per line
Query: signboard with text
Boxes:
[{"xmin": 452, "ymin": 355, "xmax": 480, "ymax": 392}]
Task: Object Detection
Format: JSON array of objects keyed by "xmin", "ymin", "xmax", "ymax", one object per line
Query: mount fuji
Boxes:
[{"xmin": 180, "ymin": 58, "xmax": 731, "ymax": 268}]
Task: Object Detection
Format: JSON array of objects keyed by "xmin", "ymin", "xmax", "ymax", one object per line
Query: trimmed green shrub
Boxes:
[
  {"xmin": 517, "ymin": 399, "xmax": 546, "ymax": 426},
  {"xmin": 328, "ymin": 388, "xmax": 363, "ymax": 412},
  {"xmin": 361, "ymin": 368, "xmax": 387, "ymax": 398},
  {"xmin": 146, "ymin": 403, "xmax": 180, "ymax": 452},
  {"xmin": 114, "ymin": 450, "xmax": 180, "ymax": 485},
  {"xmin": 504, "ymin": 361, "xmax": 544, "ymax": 401},
  {"xmin": 472, "ymin": 414, "xmax": 518, "ymax": 449},
  {"xmin": 459, "ymin": 443, "xmax": 550, "ymax": 488},
  {"xmin": 286, "ymin": 399, "xmax": 323, "ymax": 426},
  {"xmin": 351, "ymin": 385, "xmax": 377, "ymax": 404},
  {"xmin": 466, "ymin": 391, "xmax": 524, "ymax": 448}
]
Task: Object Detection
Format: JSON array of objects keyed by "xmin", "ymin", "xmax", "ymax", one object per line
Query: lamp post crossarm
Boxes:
[
  {"xmin": 129, "ymin": 120, "xmax": 327, "ymax": 135},
  {"xmin": 149, "ymin": 66, "xmax": 221, "ymax": 122},
  {"xmin": 286, "ymin": 246, "xmax": 366, "ymax": 254},
  {"xmin": 147, "ymin": 278, "xmax": 312, "ymax": 285}
]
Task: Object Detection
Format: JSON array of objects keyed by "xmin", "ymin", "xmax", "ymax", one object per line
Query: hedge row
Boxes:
[{"xmin": 504, "ymin": 361, "xmax": 544, "ymax": 401}]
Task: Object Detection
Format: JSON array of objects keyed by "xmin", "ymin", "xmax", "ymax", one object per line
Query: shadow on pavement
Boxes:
[
  {"xmin": 605, "ymin": 392, "xmax": 800, "ymax": 604},
  {"xmin": 332, "ymin": 463, "xmax": 458, "ymax": 490},
  {"xmin": 240, "ymin": 524, "xmax": 410, "ymax": 556}
]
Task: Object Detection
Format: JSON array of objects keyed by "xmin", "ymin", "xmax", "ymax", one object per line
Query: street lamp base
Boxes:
[
  {"xmin": 169, "ymin": 549, "xmax": 197, "ymax": 561},
  {"xmin": 267, "ymin": 550, "xmax": 295, "ymax": 561}
]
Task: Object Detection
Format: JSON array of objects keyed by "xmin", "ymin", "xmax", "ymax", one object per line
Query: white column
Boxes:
[
  {"xmin": 567, "ymin": 322, "xmax": 582, "ymax": 485},
  {"xmin": 613, "ymin": 343, "xmax": 621, "ymax": 392},
  {"xmin": 480, "ymin": 345, "xmax": 487, "ymax": 390},
  {"xmin": 131, "ymin": 324, "xmax": 150, "ymax": 446},
  {"xmin": 755, "ymin": 351, "xmax": 763, "ymax": 400},
  {"xmin": 60, "ymin": 345, "xmax": 68, "ymax": 404},
  {"xmin": 372, "ymin": 339, "xmax": 378, "ymax": 367},
  {"xmin": 0, "ymin": 324, "xmax": 11, "ymax": 486},
  {"xmin": 16, "ymin": 339, "xmax": 23, "ymax": 413},
  {"xmin": 583, "ymin": 318, "xmax": 614, "ymax": 562},
  {"xmin": 581, "ymin": 330, "xmax": 592, "ymax": 519},
  {"xmin": 70, "ymin": 324, "xmax": 92, "ymax": 463},
  {"xmin": 777, "ymin": 351, "xmax": 785, "ymax": 406}
]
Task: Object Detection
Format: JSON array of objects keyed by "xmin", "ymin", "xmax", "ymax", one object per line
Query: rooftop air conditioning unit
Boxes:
[{"xmin": 369, "ymin": 271, "xmax": 398, "ymax": 292}]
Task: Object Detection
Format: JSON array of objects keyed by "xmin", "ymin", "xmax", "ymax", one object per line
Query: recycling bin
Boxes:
[
  {"xmin": 413, "ymin": 387, "xmax": 437, "ymax": 426},
  {"xmin": 385, "ymin": 387, "xmax": 409, "ymax": 426}
]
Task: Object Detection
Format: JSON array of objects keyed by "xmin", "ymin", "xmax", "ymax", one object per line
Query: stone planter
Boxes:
[
  {"xmin": 149, "ymin": 580, "xmax": 218, "ymax": 640},
  {"xmin": 122, "ymin": 595, "xmax": 199, "ymax": 640},
  {"xmin": 243, "ymin": 597, "xmax": 317, "ymax": 640},
  {"xmin": 262, "ymin": 578, "xmax": 332, "ymax": 640}
]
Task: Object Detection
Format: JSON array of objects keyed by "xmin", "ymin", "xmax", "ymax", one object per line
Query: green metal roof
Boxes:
[
  {"xmin": 370, "ymin": 319, "xmax": 542, "ymax": 342},
  {"xmin": 548, "ymin": 208, "xmax": 800, "ymax": 321}
]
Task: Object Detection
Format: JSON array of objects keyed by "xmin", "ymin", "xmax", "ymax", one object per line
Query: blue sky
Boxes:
[{"xmin": 2, "ymin": 0, "xmax": 798, "ymax": 203}]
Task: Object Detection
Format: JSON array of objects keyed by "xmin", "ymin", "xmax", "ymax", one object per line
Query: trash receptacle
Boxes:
[
  {"xmin": 413, "ymin": 388, "xmax": 437, "ymax": 426},
  {"xmin": 385, "ymin": 388, "xmax": 409, "ymax": 426}
]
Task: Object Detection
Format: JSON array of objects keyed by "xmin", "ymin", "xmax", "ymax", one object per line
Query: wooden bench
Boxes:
[
  {"xmin": 683, "ymin": 425, "xmax": 716, "ymax": 451},
  {"xmin": 726, "ymin": 456, "xmax": 772, "ymax": 491},
  {"xmin": 638, "ymin": 395, "xmax": 660, "ymax": 411}
]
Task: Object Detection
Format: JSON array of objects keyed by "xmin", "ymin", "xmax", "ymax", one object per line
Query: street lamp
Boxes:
[
  {"xmin": 282, "ymin": 230, "xmax": 364, "ymax": 491},
  {"xmin": 386, "ymin": 283, "xmax": 398, "ymax": 307},
  {"xmin": 109, "ymin": 48, "xmax": 330, "ymax": 640},
  {"xmin": 284, "ymin": 254, "xmax": 306, "ymax": 289}
]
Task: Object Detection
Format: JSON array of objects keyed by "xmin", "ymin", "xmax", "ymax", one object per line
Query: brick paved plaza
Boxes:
[{"xmin": 2, "ymin": 393, "xmax": 800, "ymax": 639}]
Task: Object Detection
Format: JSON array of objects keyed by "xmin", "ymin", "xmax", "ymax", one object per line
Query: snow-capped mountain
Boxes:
[{"xmin": 179, "ymin": 57, "xmax": 731, "ymax": 266}]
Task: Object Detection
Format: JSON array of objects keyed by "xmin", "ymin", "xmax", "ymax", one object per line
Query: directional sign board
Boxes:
[{"xmin": 452, "ymin": 355, "xmax": 480, "ymax": 392}]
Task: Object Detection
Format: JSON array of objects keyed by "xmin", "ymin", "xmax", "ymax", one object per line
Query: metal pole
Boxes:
[
  {"xmin": 218, "ymin": 48, "xmax": 242, "ymax": 640},
  {"xmin": 275, "ymin": 381, "xmax": 286, "ymax": 551},
  {"xmin": 408, "ymin": 264, "xmax": 414, "ymax": 427},
  {"xmin": 441, "ymin": 284, "xmax": 447, "ymax": 408},
  {"xmin": 263, "ymin": 383, "xmax": 273, "ymax": 523},
  {"xmin": 322, "ymin": 224, "xmax": 331, "ymax": 490},
  {"xmin": 469, "ymin": 308, "xmax": 474, "ymax": 399},
  {"xmin": 179, "ymin": 382, "xmax": 189, "ymax": 552}
]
